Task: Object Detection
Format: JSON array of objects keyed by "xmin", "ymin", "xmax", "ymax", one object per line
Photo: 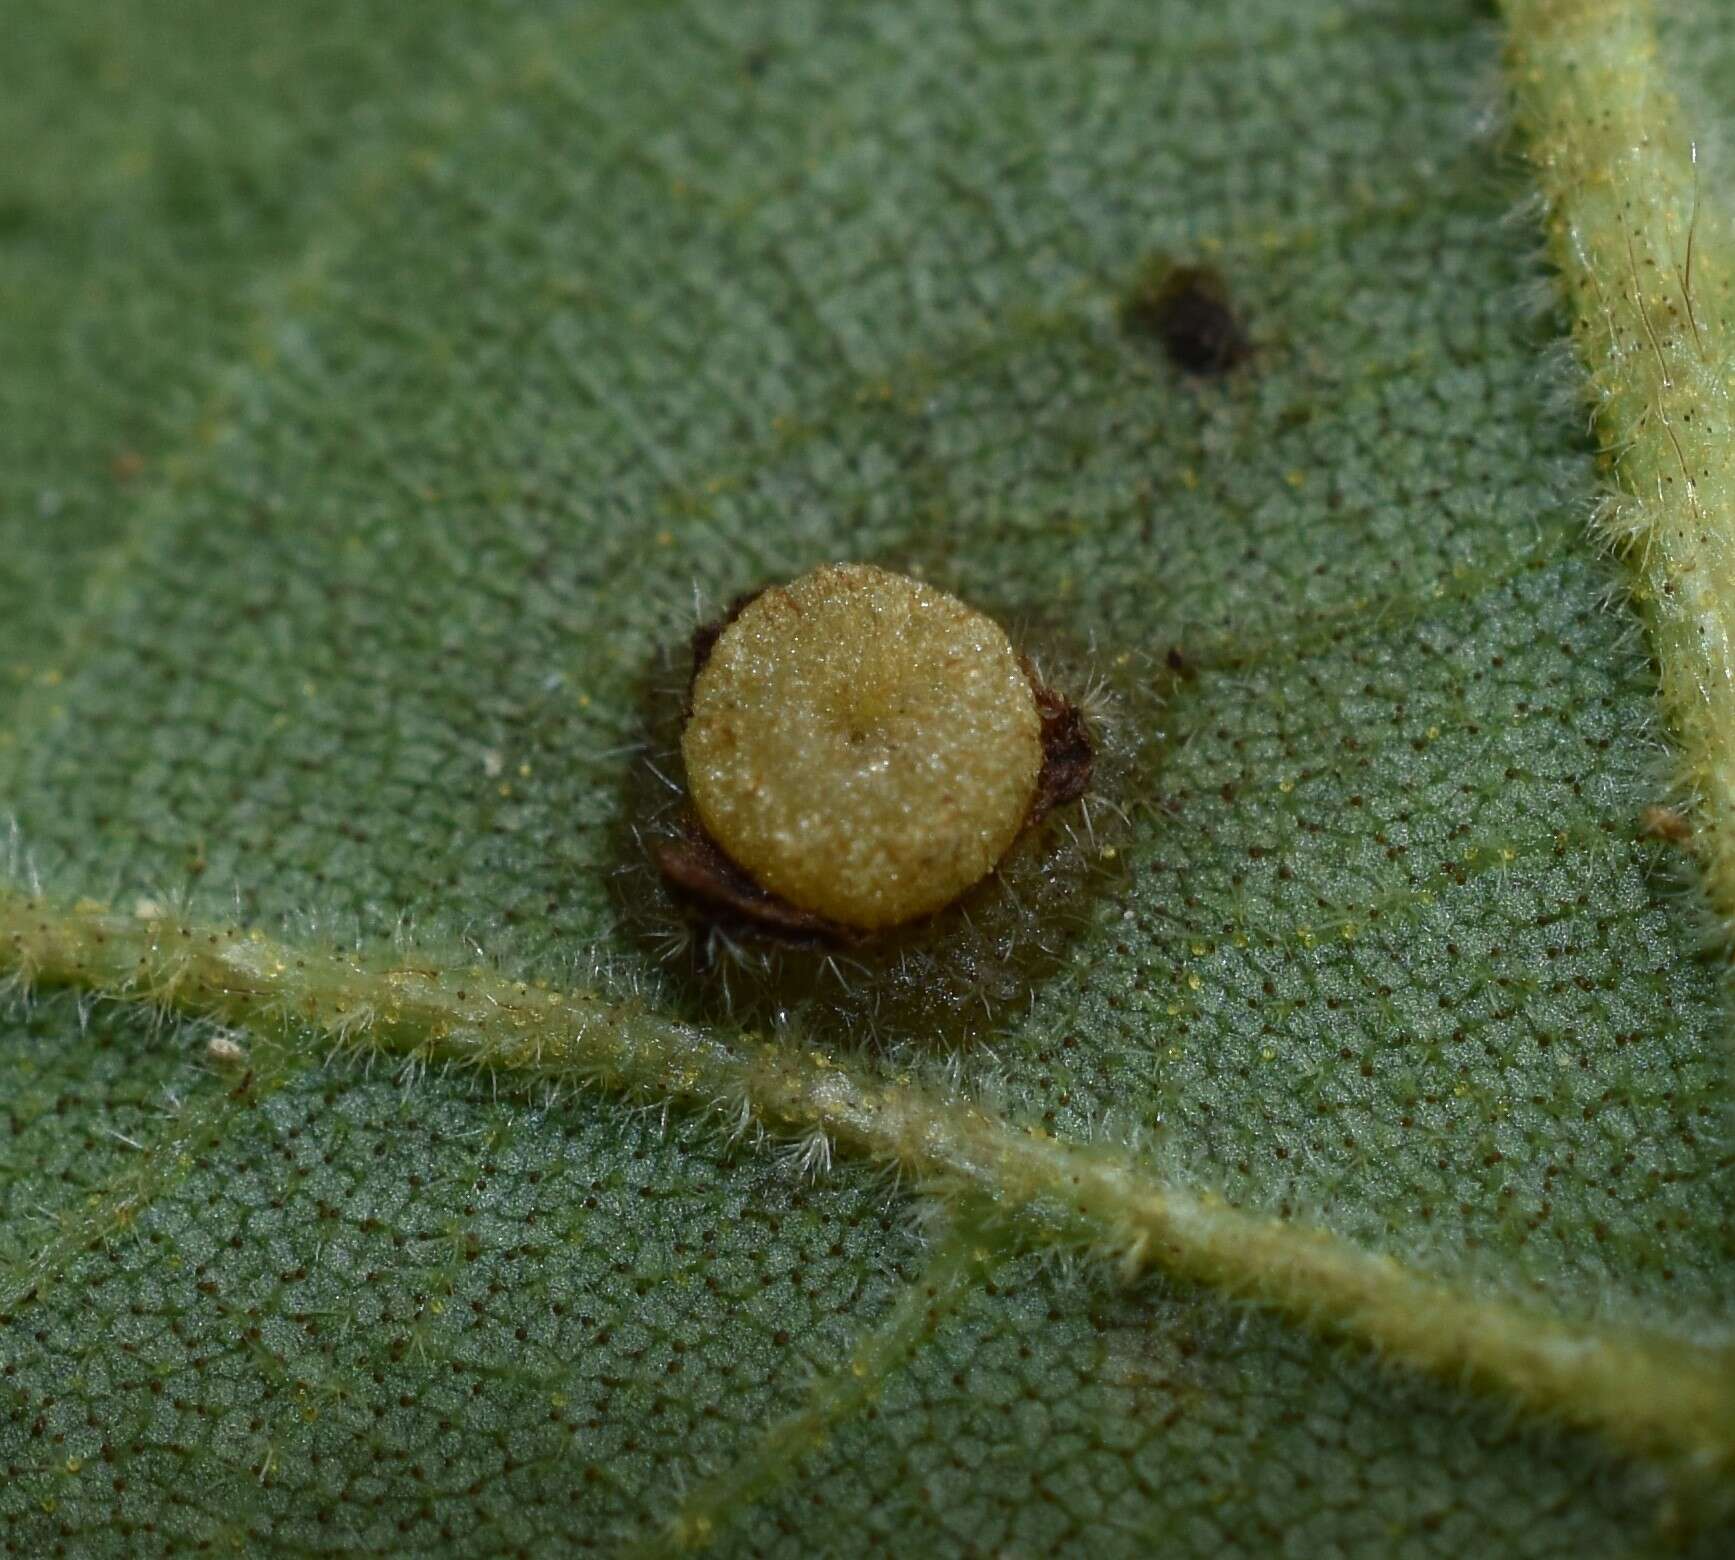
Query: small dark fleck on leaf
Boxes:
[{"xmin": 1122, "ymin": 257, "xmax": 1251, "ymax": 375}]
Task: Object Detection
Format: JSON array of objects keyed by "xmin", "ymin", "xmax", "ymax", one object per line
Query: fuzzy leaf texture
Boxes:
[{"xmin": 1, "ymin": 0, "xmax": 1733, "ymax": 1555}]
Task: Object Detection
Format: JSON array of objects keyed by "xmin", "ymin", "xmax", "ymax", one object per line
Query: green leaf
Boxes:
[{"xmin": 2, "ymin": 0, "xmax": 1732, "ymax": 1553}]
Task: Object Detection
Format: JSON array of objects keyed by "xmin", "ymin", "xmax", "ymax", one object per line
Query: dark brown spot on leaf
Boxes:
[{"xmin": 1122, "ymin": 259, "xmax": 1250, "ymax": 375}]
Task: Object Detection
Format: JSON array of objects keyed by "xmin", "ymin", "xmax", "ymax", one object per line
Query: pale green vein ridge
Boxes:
[
  {"xmin": 3, "ymin": 888, "xmax": 1731, "ymax": 1482},
  {"xmin": 630, "ymin": 1228, "xmax": 987, "ymax": 1556},
  {"xmin": 1504, "ymin": 0, "xmax": 1735, "ymax": 928}
]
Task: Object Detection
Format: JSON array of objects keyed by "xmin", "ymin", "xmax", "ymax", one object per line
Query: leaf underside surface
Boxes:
[{"xmin": 0, "ymin": 0, "xmax": 1731, "ymax": 1555}]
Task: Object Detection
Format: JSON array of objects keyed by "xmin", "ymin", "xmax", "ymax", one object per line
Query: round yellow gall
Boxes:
[{"xmin": 682, "ymin": 563, "xmax": 1043, "ymax": 930}]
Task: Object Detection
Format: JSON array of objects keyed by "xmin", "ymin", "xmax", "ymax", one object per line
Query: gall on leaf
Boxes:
[{"xmin": 614, "ymin": 562, "xmax": 1163, "ymax": 1049}]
